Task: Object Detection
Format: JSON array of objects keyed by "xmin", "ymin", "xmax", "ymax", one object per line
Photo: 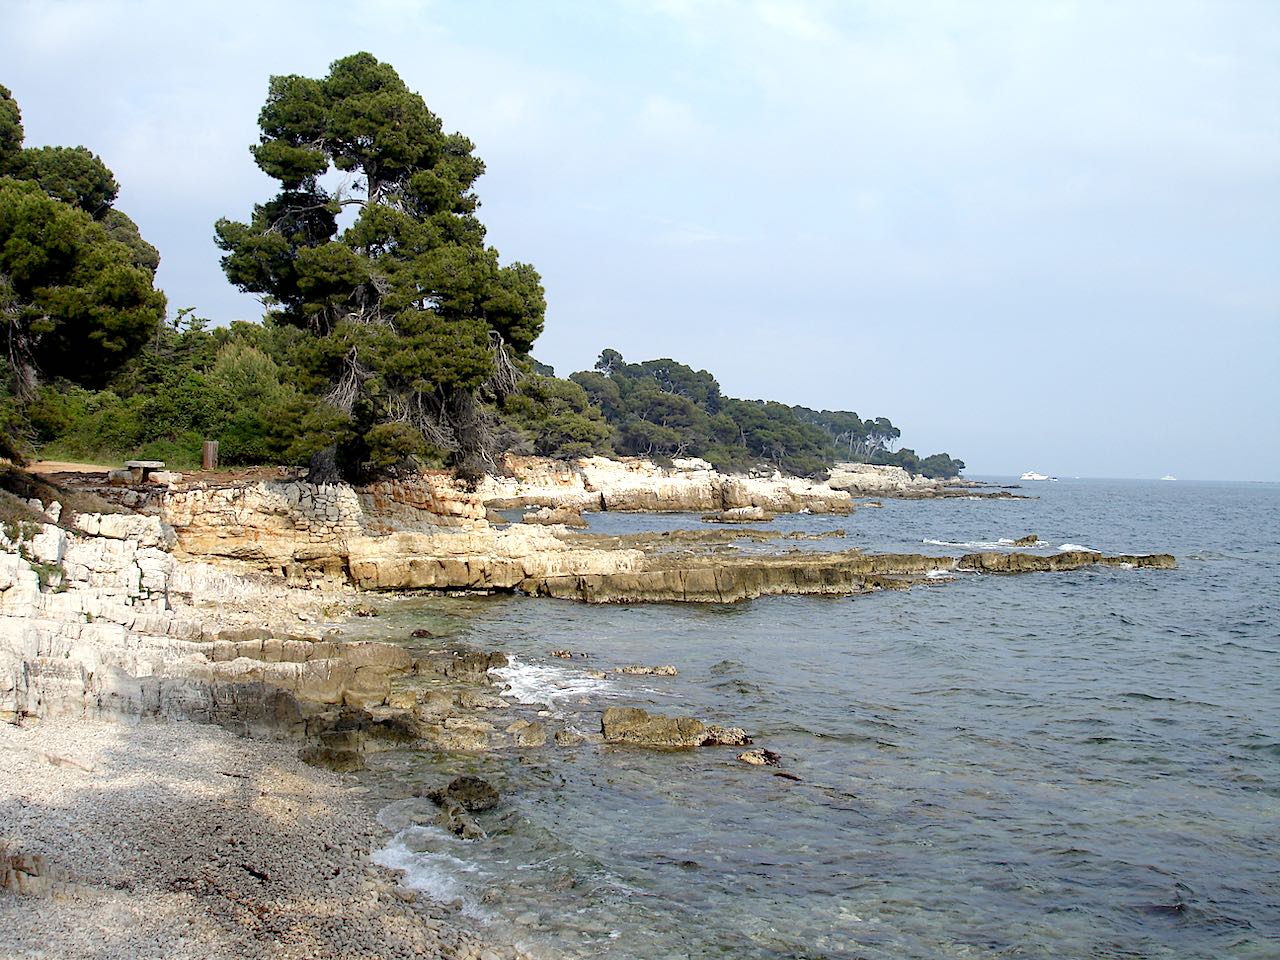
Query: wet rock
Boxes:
[
  {"xmin": 411, "ymin": 690, "xmax": 457, "ymax": 718},
  {"xmin": 600, "ymin": 707, "xmax": 752, "ymax": 749},
  {"xmin": 958, "ymin": 551, "xmax": 1177, "ymax": 573},
  {"xmin": 387, "ymin": 689, "xmax": 418, "ymax": 710},
  {"xmin": 458, "ymin": 690, "xmax": 509, "ymax": 710},
  {"xmin": 1013, "ymin": 534, "xmax": 1039, "ymax": 546},
  {"xmin": 614, "ymin": 664, "xmax": 678, "ymax": 676},
  {"xmin": 512, "ymin": 720, "xmax": 547, "ymax": 747},
  {"xmin": 584, "ymin": 670, "xmax": 608, "ymax": 680},
  {"xmin": 554, "ymin": 729, "xmax": 584, "ymax": 747},
  {"xmin": 436, "ymin": 802, "xmax": 485, "ymax": 840},
  {"xmin": 444, "ymin": 650, "xmax": 509, "ymax": 679},
  {"xmin": 410, "ymin": 628, "xmax": 434, "ymax": 638},
  {"xmin": 602, "ymin": 706, "xmax": 706, "ymax": 748},
  {"xmin": 298, "ymin": 744, "xmax": 367, "ymax": 773},
  {"xmin": 426, "ymin": 775, "xmax": 501, "ymax": 812},
  {"xmin": 738, "ymin": 748, "xmax": 782, "ymax": 766},
  {"xmin": 411, "ymin": 716, "xmax": 494, "ymax": 751},
  {"xmin": 523, "ymin": 505, "xmax": 588, "ymax": 528},
  {"xmin": 704, "ymin": 725, "xmax": 751, "ymax": 746},
  {"xmin": 550, "ymin": 649, "xmax": 573, "ymax": 659}
]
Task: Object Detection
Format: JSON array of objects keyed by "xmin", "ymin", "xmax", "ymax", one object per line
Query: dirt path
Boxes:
[{"xmin": 27, "ymin": 460, "xmax": 113, "ymax": 475}]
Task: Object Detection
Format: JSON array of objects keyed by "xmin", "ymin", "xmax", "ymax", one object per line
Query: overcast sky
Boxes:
[{"xmin": 4, "ymin": 0, "xmax": 1277, "ymax": 479}]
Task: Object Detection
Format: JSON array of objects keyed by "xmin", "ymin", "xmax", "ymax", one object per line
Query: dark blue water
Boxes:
[{"xmin": 357, "ymin": 479, "xmax": 1280, "ymax": 959}]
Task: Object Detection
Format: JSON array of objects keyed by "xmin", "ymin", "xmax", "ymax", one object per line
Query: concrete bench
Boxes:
[{"xmin": 124, "ymin": 460, "xmax": 165, "ymax": 483}]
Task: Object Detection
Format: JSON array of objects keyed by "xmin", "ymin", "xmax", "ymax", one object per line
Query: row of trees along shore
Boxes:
[{"xmin": 0, "ymin": 55, "xmax": 964, "ymax": 483}]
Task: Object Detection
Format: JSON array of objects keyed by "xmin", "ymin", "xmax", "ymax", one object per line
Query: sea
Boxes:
[{"xmin": 340, "ymin": 478, "xmax": 1280, "ymax": 960}]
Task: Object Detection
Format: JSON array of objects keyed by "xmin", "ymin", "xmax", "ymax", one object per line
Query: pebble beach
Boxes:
[{"xmin": 0, "ymin": 718, "xmax": 530, "ymax": 960}]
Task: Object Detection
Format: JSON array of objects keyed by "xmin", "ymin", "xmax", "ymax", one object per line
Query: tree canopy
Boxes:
[
  {"xmin": 570, "ymin": 349, "xmax": 965, "ymax": 478},
  {"xmin": 0, "ymin": 85, "xmax": 165, "ymax": 398},
  {"xmin": 215, "ymin": 52, "xmax": 546, "ymax": 480}
]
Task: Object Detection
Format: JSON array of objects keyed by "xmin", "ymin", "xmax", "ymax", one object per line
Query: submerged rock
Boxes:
[
  {"xmin": 426, "ymin": 775, "xmax": 500, "ymax": 812},
  {"xmin": 738, "ymin": 748, "xmax": 782, "ymax": 766},
  {"xmin": 436, "ymin": 802, "xmax": 485, "ymax": 840},
  {"xmin": 298, "ymin": 743, "xmax": 366, "ymax": 773},
  {"xmin": 613, "ymin": 664, "xmax": 678, "ymax": 676}
]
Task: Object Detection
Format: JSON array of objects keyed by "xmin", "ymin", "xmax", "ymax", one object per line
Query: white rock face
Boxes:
[
  {"xmin": 28, "ymin": 526, "xmax": 67, "ymax": 565},
  {"xmin": 479, "ymin": 455, "xmax": 856, "ymax": 514},
  {"xmin": 826, "ymin": 462, "xmax": 940, "ymax": 496},
  {"xmin": 72, "ymin": 512, "xmax": 176, "ymax": 549}
]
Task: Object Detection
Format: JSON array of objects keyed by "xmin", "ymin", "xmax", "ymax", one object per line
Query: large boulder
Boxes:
[
  {"xmin": 701, "ymin": 506, "xmax": 774, "ymax": 524},
  {"xmin": 602, "ymin": 706, "xmax": 707, "ymax": 747}
]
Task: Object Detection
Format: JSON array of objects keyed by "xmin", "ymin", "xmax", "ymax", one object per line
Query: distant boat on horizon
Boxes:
[
  {"xmin": 1020, "ymin": 471, "xmax": 1058, "ymax": 482},
  {"xmin": 1160, "ymin": 475, "xmax": 1177, "ymax": 481}
]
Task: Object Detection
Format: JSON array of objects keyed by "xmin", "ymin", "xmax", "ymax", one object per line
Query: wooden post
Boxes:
[{"xmin": 202, "ymin": 440, "xmax": 219, "ymax": 471}]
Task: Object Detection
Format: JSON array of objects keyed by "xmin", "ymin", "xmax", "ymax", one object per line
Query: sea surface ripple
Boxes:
[{"xmin": 353, "ymin": 478, "xmax": 1280, "ymax": 960}]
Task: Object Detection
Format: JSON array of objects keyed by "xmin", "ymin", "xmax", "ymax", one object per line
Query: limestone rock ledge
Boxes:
[
  {"xmin": 517, "ymin": 549, "xmax": 1178, "ymax": 604},
  {"xmin": 344, "ymin": 525, "xmax": 644, "ymax": 591}
]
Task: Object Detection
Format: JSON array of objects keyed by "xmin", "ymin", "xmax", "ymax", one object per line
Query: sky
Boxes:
[{"xmin": 3, "ymin": 0, "xmax": 1277, "ymax": 480}]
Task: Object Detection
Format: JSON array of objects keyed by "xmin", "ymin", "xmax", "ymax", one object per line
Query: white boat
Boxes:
[
  {"xmin": 1020, "ymin": 471, "xmax": 1051, "ymax": 481},
  {"xmin": 1160, "ymin": 475, "xmax": 1177, "ymax": 481}
]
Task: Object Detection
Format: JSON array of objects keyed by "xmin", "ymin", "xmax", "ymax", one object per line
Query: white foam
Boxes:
[
  {"xmin": 925, "ymin": 570, "xmax": 956, "ymax": 580},
  {"xmin": 491, "ymin": 656, "xmax": 612, "ymax": 709},
  {"xmin": 1057, "ymin": 543, "xmax": 1096, "ymax": 553},
  {"xmin": 923, "ymin": 537, "xmax": 1021, "ymax": 550},
  {"xmin": 372, "ymin": 826, "xmax": 490, "ymax": 921}
]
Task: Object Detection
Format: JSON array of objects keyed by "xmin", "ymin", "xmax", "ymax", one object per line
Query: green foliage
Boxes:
[
  {"xmin": 500, "ymin": 373, "xmax": 613, "ymax": 459},
  {"xmin": 10, "ymin": 145, "xmax": 118, "ymax": 217},
  {"xmin": 101, "ymin": 209, "xmax": 160, "ymax": 274},
  {"xmin": 0, "ymin": 85, "xmax": 22, "ymax": 176},
  {"xmin": 0, "ymin": 178, "xmax": 166, "ymax": 389},
  {"xmin": 568, "ymin": 348, "xmax": 964, "ymax": 478},
  {"xmin": 0, "ymin": 87, "xmax": 165, "ymax": 409},
  {"xmin": 28, "ymin": 313, "xmax": 315, "ymax": 469},
  {"xmin": 215, "ymin": 52, "xmax": 546, "ymax": 479},
  {"xmin": 872, "ymin": 448, "xmax": 966, "ymax": 479}
]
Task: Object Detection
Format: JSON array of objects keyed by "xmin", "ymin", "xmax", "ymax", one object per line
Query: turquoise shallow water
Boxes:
[{"xmin": 347, "ymin": 479, "xmax": 1280, "ymax": 959}]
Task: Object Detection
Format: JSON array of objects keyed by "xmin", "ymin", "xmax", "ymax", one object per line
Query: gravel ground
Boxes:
[{"xmin": 0, "ymin": 718, "xmax": 532, "ymax": 960}]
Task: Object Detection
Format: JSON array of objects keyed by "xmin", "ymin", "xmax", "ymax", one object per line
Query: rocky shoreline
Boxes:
[{"xmin": 0, "ymin": 458, "xmax": 1173, "ymax": 958}]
